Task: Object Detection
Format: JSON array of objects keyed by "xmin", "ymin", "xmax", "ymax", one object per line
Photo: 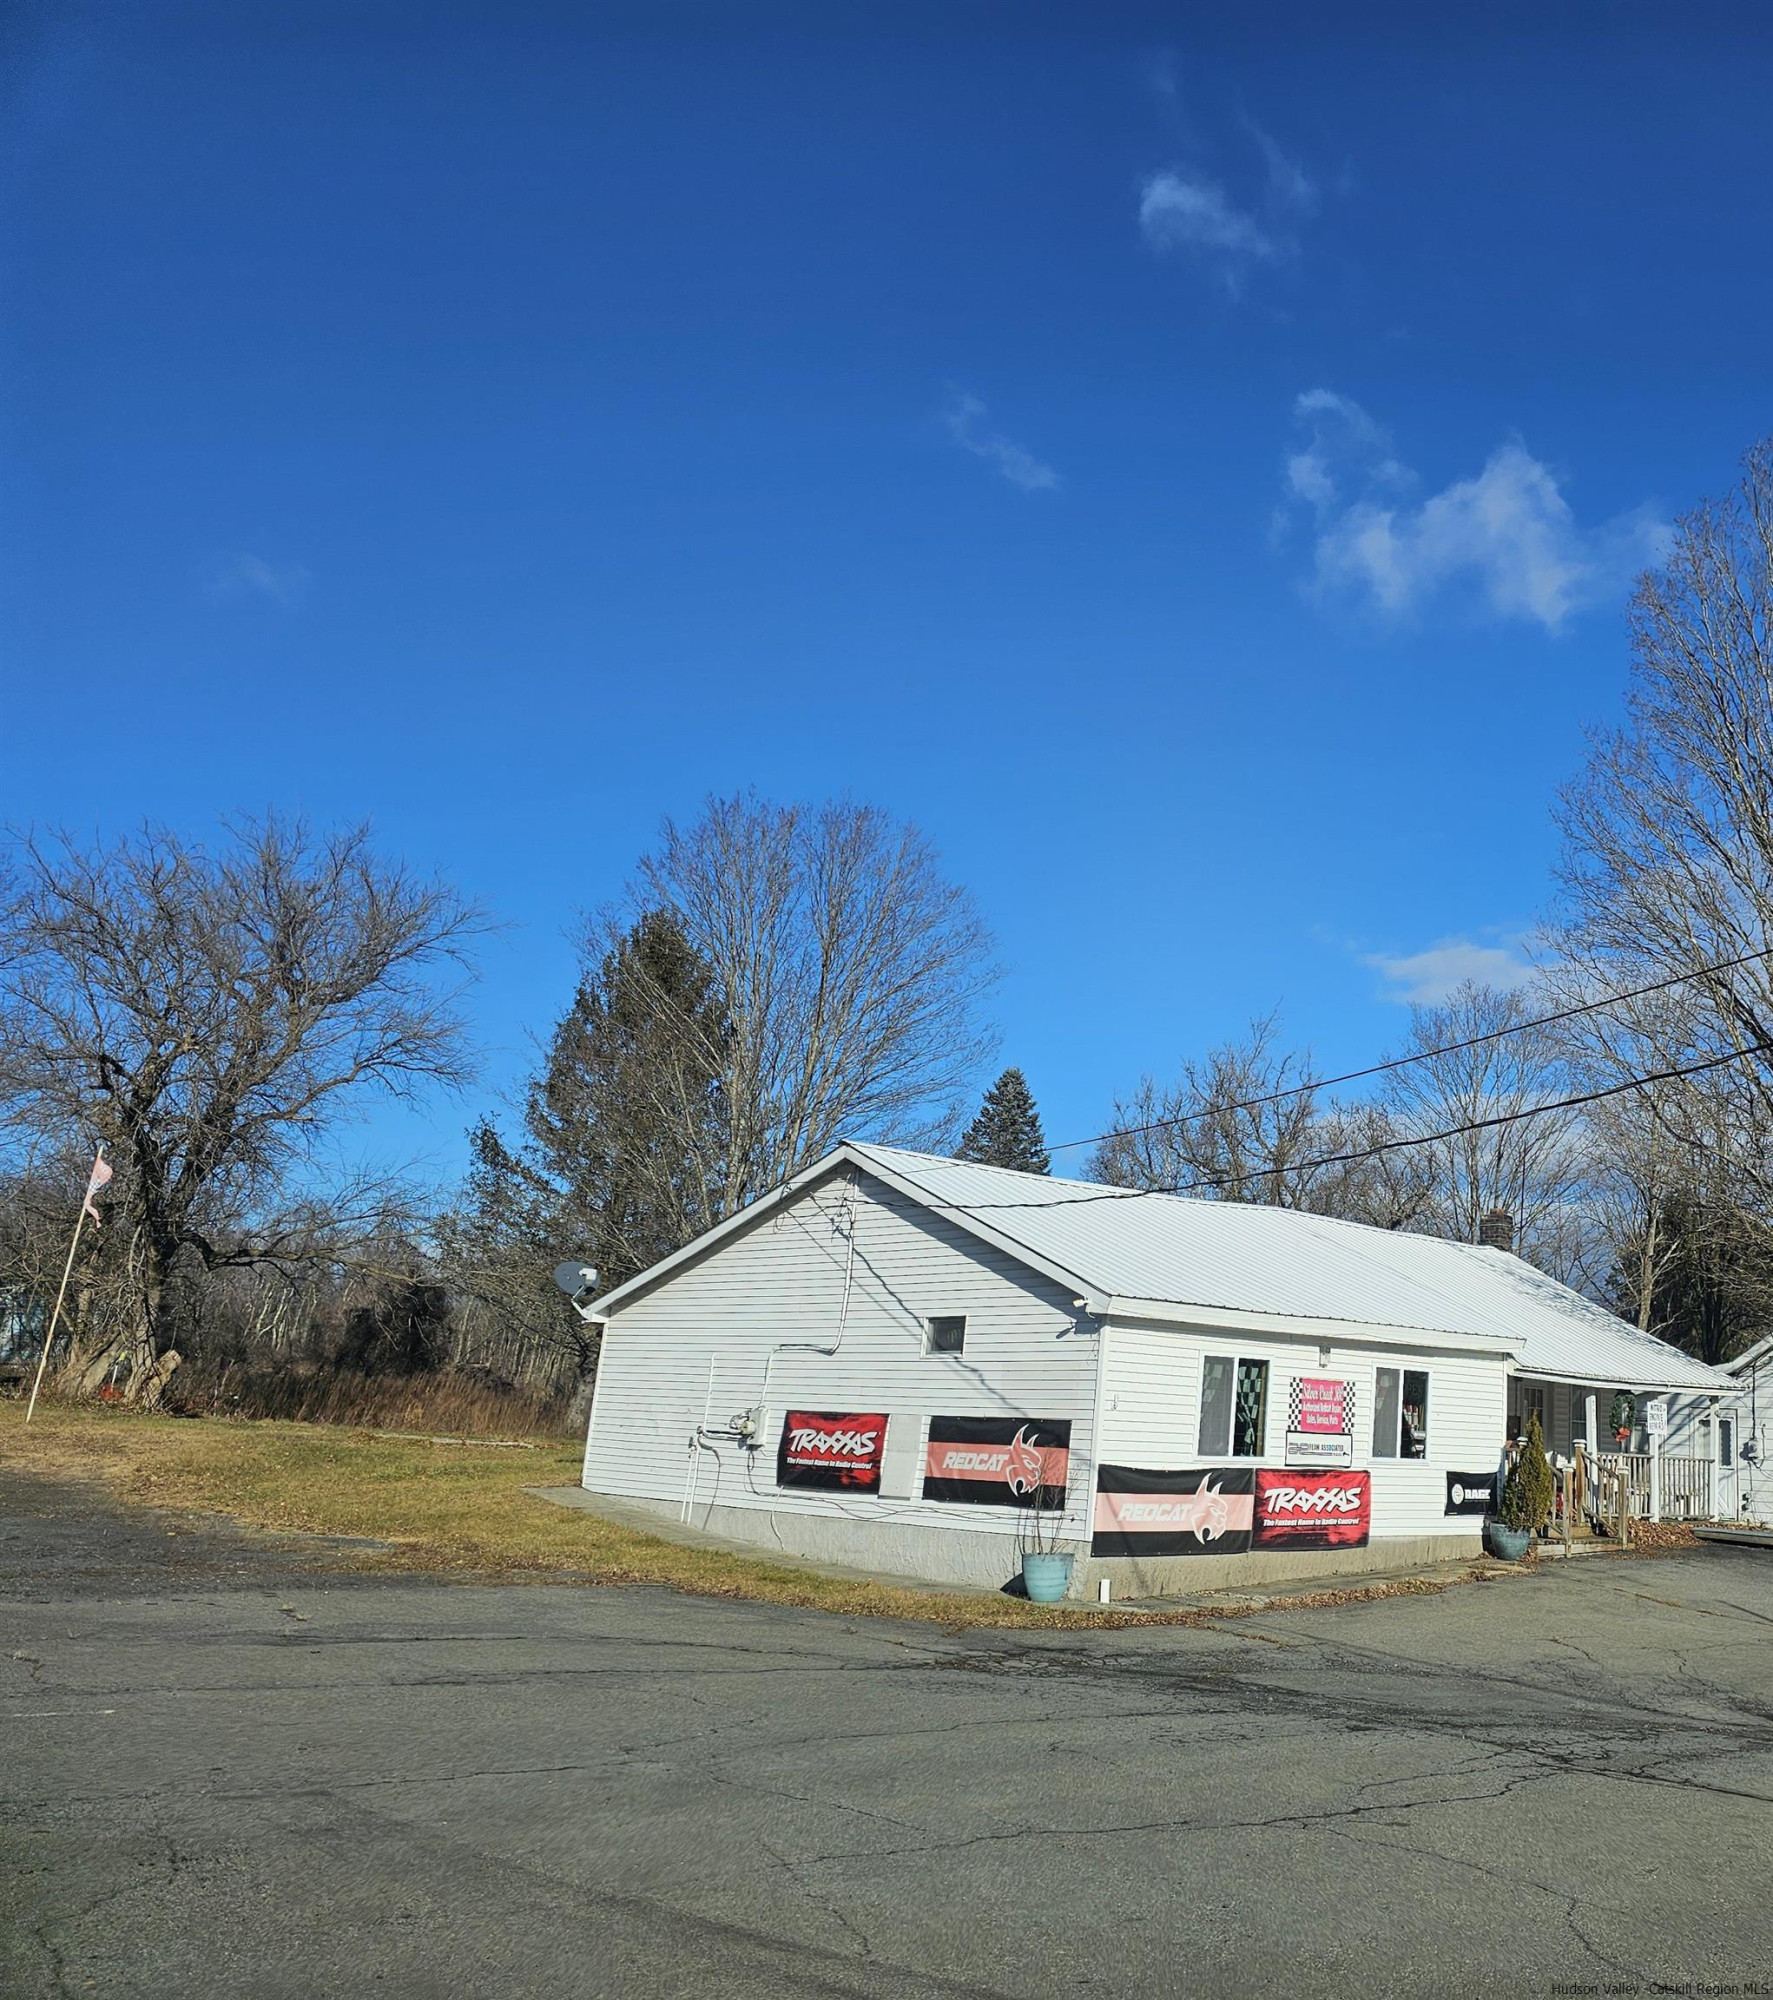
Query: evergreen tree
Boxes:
[
  {"xmin": 526, "ymin": 909, "xmax": 729, "ymax": 1291},
  {"xmin": 957, "ymin": 1068, "xmax": 1050, "ymax": 1174}
]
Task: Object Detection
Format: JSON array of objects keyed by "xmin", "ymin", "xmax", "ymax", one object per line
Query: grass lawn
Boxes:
[
  {"xmin": 0, "ymin": 1400, "xmax": 1146, "ymax": 1627},
  {"xmin": 0, "ymin": 1401, "xmax": 1493, "ymax": 1629}
]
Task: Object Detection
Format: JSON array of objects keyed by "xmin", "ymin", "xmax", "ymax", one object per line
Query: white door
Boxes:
[{"xmin": 1716, "ymin": 1414, "xmax": 1739, "ymax": 1519}]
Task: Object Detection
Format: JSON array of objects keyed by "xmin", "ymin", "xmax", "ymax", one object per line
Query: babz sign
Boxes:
[
  {"xmin": 1091, "ymin": 1465, "xmax": 1255, "ymax": 1558},
  {"xmin": 1285, "ymin": 1375, "xmax": 1354, "ymax": 1470},
  {"xmin": 1444, "ymin": 1470, "xmax": 1498, "ymax": 1517},
  {"xmin": 776, "ymin": 1411, "xmax": 887, "ymax": 1492},
  {"xmin": 1252, "ymin": 1469, "xmax": 1371, "ymax": 1549},
  {"xmin": 922, "ymin": 1417, "xmax": 1071, "ymax": 1509}
]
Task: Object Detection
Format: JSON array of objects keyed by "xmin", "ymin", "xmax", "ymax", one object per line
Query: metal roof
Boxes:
[{"xmin": 847, "ymin": 1144, "xmax": 1736, "ymax": 1395}]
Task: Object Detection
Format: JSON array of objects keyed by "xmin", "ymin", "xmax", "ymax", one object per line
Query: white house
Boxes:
[
  {"xmin": 579, "ymin": 1143, "xmax": 1738, "ymax": 1596},
  {"xmin": 1721, "ymin": 1334, "xmax": 1772, "ymax": 1523}
]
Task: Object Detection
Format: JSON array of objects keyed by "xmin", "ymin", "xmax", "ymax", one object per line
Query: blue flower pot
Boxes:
[
  {"xmin": 1487, "ymin": 1523, "xmax": 1532, "ymax": 1562},
  {"xmin": 1021, "ymin": 1553, "xmax": 1075, "ymax": 1603}
]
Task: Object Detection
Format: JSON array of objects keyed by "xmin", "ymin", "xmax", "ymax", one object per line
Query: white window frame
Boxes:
[
  {"xmin": 1374, "ymin": 1365, "xmax": 1431, "ymax": 1461},
  {"xmin": 923, "ymin": 1314, "xmax": 967, "ymax": 1357},
  {"xmin": 1199, "ymin": 1353, "xmax": 1270, "ymax": 1460}
]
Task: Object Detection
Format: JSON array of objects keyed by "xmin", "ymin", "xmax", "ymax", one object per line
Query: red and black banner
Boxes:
[
  {"xmin": 1252, "ymin": 1469, "xmax": 1371, "ymax": 1549},
  {"xmin": 776, "ymin": 1411, "xmax": 888, "ymax": 1492},
  {"xmin": 922, "ymin": 1416, "xmax": 1071, "ymax": 1508},
  {"xmin": 1092, "ymin": 1465, "xmax": 1254, "ymax": 1557}
]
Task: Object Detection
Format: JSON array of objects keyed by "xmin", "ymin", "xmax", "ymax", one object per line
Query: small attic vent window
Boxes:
[{"xmin": 925, "ymin": 1315, "xmax": 967, "ymax": 1356}]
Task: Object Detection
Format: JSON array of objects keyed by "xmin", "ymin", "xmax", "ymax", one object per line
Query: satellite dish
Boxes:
[{"xmin": 553, "ymin": 1261, "xmax": 599, "ymax": 1300}]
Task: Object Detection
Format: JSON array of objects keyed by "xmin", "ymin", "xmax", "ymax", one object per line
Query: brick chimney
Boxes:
[{"xmin": 1479, "ymin": 1209, "xmax": 1515, "ymax": 1254}]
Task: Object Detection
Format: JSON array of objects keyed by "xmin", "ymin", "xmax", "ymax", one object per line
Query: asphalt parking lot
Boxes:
[{"xmin": 3, "ymin": 1470, "xmax": 1770, "ymax": 2000}]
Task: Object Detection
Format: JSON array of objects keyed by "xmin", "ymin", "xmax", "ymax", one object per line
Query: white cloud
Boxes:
[
  {"xmin": 944, "ymin": 393, "xmax": 1061, "ymax": 494},
  {"xmin": 1138, "ymin": 125, "xmax": 1319, "ymax": 291},
  {"xmin": 1366, "ymin": 938, "xmax": 1539, "ymax": 1006},
  {"xmin": 209, "ymin": 552, "xmax": 310, "ymax": 607},
  {"xmin": 1139, "ymin": 170, "xmax": 1275, "ymax": 261},
  {"xmin": 1281, "ymin": 392, "xmax": 1668, "ymax": 632},
  {"xmin": 1247, "ymin": 122, "xmax": 1318, "ymax": 220}
]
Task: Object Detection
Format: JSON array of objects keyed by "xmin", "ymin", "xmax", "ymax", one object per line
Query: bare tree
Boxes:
[
  {"xmin": 1379, "ymin": 981, "xmax": 1584, "ymax": 1273},
  {"xmin": 0, "ymin": 817, "xmax": 484, "ymax": 1395},
  {"xmin": 1553, "ymin": 436, "xmax": 1773, "ymax": 1205},
  {"xmin": 1093, "ymin": 1012, "xmax": 1349, "ymax": 1208},
  {"xmin": 595, "ymin": 793, "xmax": 999, "ymax": 1217}
]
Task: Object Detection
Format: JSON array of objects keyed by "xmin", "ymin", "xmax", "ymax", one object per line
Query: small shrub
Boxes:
[{"xmin": 1500, "ymin": 1412, "xmax": 1554, "ymax": 1534}]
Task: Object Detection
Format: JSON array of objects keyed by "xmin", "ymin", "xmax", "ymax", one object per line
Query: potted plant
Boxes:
[
  {"xmin": 1017, "ymin": 1442, "xmax": 1074, "ymax": 1603},
  {"xmin": 1489, "ymin": 1412, "xmax": 1553, "ymax": 1560}
]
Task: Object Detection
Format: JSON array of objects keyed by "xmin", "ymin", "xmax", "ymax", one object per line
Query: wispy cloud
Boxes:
[
  {"xmin": 208, "ymin": 552, "xmax": 310, "ymax": 608},
  {"xmin": 1138, "ymin": 125, "xmax": 1318, "ymax": 291},
  {"xmin": 944, "ymin": 393, "xmax": 1061, "ymax": 494},
  {"xmin": 1139, "ymin": 171, "xmax": 1276, "ymax": 261},
  {"xmin": 1366, "ymin": 937, "xmax": 1539, "ymax": 1006},
  {"xmin": 1280, "ymin": 392, "xmax": 1668, "ymax": 632}
]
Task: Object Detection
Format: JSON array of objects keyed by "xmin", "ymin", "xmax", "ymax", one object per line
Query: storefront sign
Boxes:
[
  {"xmin": 1285, "ymin": 1375, "xmax": 1354, "ymax": 1470},
  {"xmin": 1091, "ymin": 1465, "xmax": 1254, "ymax": 1557},
  {"xmin": 922, "ymin": 1416, "xmax": 1071, "ymax": 1508},
  {"xmin": 1645, "ymin": 1397, "xmax": 1669, "ymax": 1438},
  {"xmin": 777, "ymin": 1411, "xmax": 888, "ymax": 1491},
  {"xmin": 1444, "ymin": 1470, "xmax": 1498, "ymax": 1517},
  {"xmin": 1252, "ymin": 1468, "xmax": 1371, "ymax": 1549}
]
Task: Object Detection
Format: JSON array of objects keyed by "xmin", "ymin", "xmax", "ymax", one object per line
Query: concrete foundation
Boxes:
[
  {"xmin": 585, "ymin": 1487, "xmax": 1483, "ymax": 1598},
  {"xmin": 1075, "ymin": 1534, "xmax": 1483, "ymax": 1600}
]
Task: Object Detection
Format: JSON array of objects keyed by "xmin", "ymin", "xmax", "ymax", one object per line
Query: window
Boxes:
[
  {"xmin": 1374, "ymin": 1367, "xmax": 1430, "ymax": 1459},
  {"xmin": 1199, "ymin": 1355, "xmax": 1269, "ymax": 1458},
  {"xmin": 924, "ymin": 1315, "xmax": 966, "ymax": 1356},
  {"xmin": 1719, "ymin": 1416, "xmax": 1736, "ymax": 1469},
  {"xmin": 1199, "ymin": 1356, "xmax": 1234, "ymax": 1455}
]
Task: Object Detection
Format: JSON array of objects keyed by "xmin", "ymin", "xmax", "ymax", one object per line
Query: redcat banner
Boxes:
[
  {"xmin": 922, "ymin": 1416, "xmax": 1071, "ymax": 1508},
  {"xmin": 1092, "ymin": 1465, "xmax": 1254, "ymax": 1558},
  {"xmin": 776, "ymin": 1411, "xmax": 887, "ymax": 1492},
  {"xmin": 1252, "ymin": 1469, "xmax": 1372, "ymax": 1549}
]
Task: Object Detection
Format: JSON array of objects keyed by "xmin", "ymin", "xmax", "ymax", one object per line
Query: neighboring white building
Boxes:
[
  {"xmin": 1722, "ymin": 1334, "xmax": 1773, "ymax": 1523},
  {"xmin": 579, "ymin": 1144, "xmax": 1738, "ymax": 1596}
]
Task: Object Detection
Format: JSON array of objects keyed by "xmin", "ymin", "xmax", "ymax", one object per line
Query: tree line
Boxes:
[{"xmin": 4, "ymin": 440, "xmax": 1772, "ymax": 1423}]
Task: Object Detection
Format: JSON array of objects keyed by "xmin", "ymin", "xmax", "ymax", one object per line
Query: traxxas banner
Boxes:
[
  {"xmin": 776, "ymin": 1411, "xmax": 888, "ymax": 1492},
  {"xmin": 1252, "ymin": 1469, "xmax": 1372, "ymax": 1549},
  {"xmin": 1091, "ymin": 1465, "xmax": 1255, "ymax": 1557},
  {"xmin": 922, "ymin": 1417, "xmax": 1071, "ymax": 1508}
]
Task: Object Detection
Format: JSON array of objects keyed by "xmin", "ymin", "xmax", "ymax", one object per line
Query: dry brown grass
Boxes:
[
  {"xmin": 163, "ymin": 1363, "xmax": 572, "ymax": 1439},
  {"xmin": 0, "ymin": 1402, "xmax": 1514, "ymax": 1630}
]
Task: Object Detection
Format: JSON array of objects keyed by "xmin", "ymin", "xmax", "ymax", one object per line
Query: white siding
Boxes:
[
  {"xmin": 583, "ymin": 1167, "xmax": 1101, "ymax": 1542},
  {"xmin": 1098, "ymin": 1319, "xmax": 1507, "ymax": 1541},
  {"xmin": 1660, "ymin": 1390, "xmax": 1722, "ymax": 1457}
]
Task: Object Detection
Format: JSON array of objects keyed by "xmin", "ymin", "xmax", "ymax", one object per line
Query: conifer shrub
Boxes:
[{"xmin": 1500, "ymin": 1411, "xmax": 1554, "ymax": 1533}]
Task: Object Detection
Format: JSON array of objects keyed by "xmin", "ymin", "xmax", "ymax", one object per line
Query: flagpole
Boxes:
[{"xmin": 25, "ymin": 1150, "xmax": 102, "ymax": 1426}]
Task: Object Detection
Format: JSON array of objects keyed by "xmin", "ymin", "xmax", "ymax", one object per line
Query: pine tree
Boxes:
[
  {"xmin": 957, "ymin": 1068, "xmax": 1050, "ymax": 1174},
  {"xmin": 526, "ymin": 910, "xmax": 729, "ymax": 1291}
]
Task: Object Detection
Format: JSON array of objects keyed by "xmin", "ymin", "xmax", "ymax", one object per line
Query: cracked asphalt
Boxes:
[{"xmin": 3, "ymin": 1470, "xmax": 1772, "ymax": 1999}]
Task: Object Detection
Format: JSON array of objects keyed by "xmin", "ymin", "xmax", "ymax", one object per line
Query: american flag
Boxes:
[{"xmin": 82, "ymin": 1149, "xmax": 113, "ymax": 1227}]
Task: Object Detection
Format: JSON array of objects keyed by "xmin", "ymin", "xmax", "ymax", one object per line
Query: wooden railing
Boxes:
[
  {"xmin": 1591, "ymin": 1450, "xmax": 1714, "ymax": 1523},
  {"xmin": 1660, "ymin": 1454, "xmax": 1714, "ymax": 1519}
]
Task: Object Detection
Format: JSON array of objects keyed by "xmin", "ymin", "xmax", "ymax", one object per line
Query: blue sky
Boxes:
[{"xmin": 4, "ymin": 3, "xmax": 1771, "ymax": 1181}]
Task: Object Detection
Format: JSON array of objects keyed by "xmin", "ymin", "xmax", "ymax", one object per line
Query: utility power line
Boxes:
[
  {"xmin": 918, "ymin": 1040, "xmax": 1771, "ymax": 1214},
  {"xmin": 1046, "ymin": 941, "xmax": 1773, "ymax": 1158}
]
